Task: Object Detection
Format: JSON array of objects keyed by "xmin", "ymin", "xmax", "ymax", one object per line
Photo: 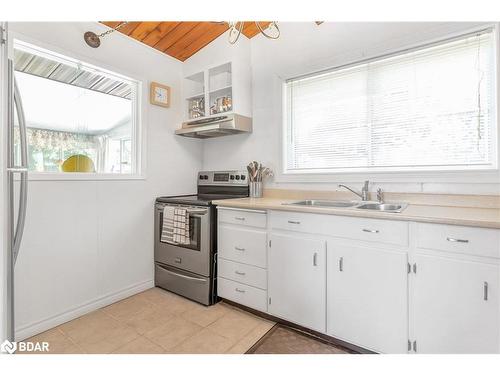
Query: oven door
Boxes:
[{"xmin": 154, "ymin": 203, "xmax": 211, "ymax": 276}]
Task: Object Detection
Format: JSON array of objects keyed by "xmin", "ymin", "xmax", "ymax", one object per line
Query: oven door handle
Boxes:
[{"xmin": 158, "ymin": 265, "xmax": 207, "ymax": 283}]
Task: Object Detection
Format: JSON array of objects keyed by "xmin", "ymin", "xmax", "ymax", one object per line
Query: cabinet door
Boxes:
[
  {"xmin": 413, "ymin": 254, "xmax": 499, "ymax": 353},
  {"xmin": 328, "ymin": 243, "xmax": 408, "ymax": 353},
  {"xmin": 268, "ymin": 233, "xmax": 326, "ymax": 332}
]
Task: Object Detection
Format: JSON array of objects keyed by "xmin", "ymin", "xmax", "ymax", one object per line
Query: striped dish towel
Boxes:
[{"xmin": 160, "ymin": 206, "xmax": 190, "ymax": 245}]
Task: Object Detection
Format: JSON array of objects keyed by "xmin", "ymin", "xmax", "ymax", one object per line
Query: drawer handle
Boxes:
[
  {"xmin": 234, "ymin": 246, "xmax": 245, "ymax": 251},
  {"xmin": 339, "ymin": 257, "xmax": 344, "ymax": 272},
  {"xmin": 235, "ymin": 288, "xmax": 246, "ymax": 293},
  {"xmin": 313, "ymin": 252, "xmax": 318, "ymax": 266},
  {"xmin": 446, "ymin": 237, "xmax": 469, "ymax": 243},
  {"xmin": 484, "ymin": 282, "xmax": 489, "ymax": 301},
  {"xmin": 235, "ymin": 270, "xmax": 246, "ymax": 276},
  {"xmin": 234, "ymin": 217, "xmax": 246, "ymax": 221},
  {"xmin": 288, "ymin": 220, "xmax": 301, "ymax": 225},
  {"xmin": 362, "ymin": 228, "xmax": 379, "ymax": 233}
]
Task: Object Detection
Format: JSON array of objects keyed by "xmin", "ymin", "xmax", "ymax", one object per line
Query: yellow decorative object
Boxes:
[{"xmin": 61, "ymin": 154, "xmax": 95, "ymax": 173}]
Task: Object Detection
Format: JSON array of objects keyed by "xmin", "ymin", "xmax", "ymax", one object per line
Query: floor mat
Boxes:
[{"xmin": 246, "ymin": 324, "xmax": 354, "ymax": 354}]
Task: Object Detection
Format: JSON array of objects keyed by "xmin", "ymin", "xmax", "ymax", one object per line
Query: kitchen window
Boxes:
[
  {"xmin": 13, "ymin": 40, "xmax": 141, "ymax": 176},
  {"xmin": 284, "ymin": 29, "xmax": 497, "ymax": 174}
]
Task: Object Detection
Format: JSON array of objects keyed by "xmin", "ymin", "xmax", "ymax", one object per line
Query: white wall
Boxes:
[
  {"xmin": 198, "ymin": 22, "xmax": 500, "ymax": 195},
  {"xmin": 9, "ymin": 22, "xmax": 203, "ymax": 339}
]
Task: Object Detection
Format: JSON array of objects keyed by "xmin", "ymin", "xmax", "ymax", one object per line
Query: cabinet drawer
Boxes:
[
  {"xmin": 270, "ymin": 210, "xmax": 408, "ymax": 247},
  {"xmin": 218, "ymin": 208, "xmax": 267, "ymax": 228},
  {"xmin": 218, "ymin": 225, "xmax": 267, "ymax": 267},
  {"xmin": 417, "ymin": 223, "xmax": 500, "ymax": 258},
  {"xmin": 218, "ymin": 277, "xmax": 267, "ymax": 312},
  {"xmin": 218, "ymin": 258, "xmax": 267, "ymax": 290}
]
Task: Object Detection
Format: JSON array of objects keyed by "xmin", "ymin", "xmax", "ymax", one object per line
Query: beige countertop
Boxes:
[{"xmin": 212, "ymin": 197, "xmax": 500, "ymax": 229}]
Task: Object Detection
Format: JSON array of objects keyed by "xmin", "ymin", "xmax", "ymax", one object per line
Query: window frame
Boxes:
[
  {"xmin": 11, "ymin": 36, "xmax": 144, "ymax": 181},
  {"xmin": 281, "ymin": 25, "xmax": 500, "ymax": 181}
]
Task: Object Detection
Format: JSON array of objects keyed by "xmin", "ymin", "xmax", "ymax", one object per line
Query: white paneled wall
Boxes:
[
  {"xmin": 196, "ymin": 22, "xmax": 500, "ymax": 195},
  {"xmin": 10, "ymin": 22, "xmax": 203, "ymax": 339}
]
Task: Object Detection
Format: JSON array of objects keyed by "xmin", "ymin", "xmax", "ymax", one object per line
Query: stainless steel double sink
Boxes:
[{"xmin": 283, "ymin": 199, "xmax": 408, "ymax": 213}]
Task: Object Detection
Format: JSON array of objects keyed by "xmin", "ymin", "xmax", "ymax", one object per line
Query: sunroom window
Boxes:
[{"xmin": 13, "ymin": 40, "xmax": 140, "ymax": 175}]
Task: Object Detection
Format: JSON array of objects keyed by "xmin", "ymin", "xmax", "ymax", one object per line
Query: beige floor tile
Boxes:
[
  {"xmin": 112, "ymin": 336, "xmax": 165, "ymax": 354},
  {"xmin": 23, "ymin": 328, "xmax": 84, "ymax": 354},
  {"xmin": 76, "ymin": 324, "xmax": 139, "ymax": 354},
  {"xmin": 58, "ymin": 310, "xmax": 122, "ymax": 342},
  {"xmin": 102, "ymin": 294, "xmax": 155, "ymax": 321},
  {"xmin": 171, "ymin": 328, "xmax": 236, "ymax": 354},
  {"xmin": 207, "ymin": 308, "xmax": 263, "ymax": 341},
  {"xmin": 58, "ymin": 310, "xmax": 139, "ymax": 353},
  {"xmin": 144, "ymin": 316, "xmax": 202, "ymax": 351},
  {"xmin": 140, "ymin": 288, "xmax": 198, "ymax": 315},
  {"xmin": 181, "ymin": 301, "xmax": 231, "ymax": 327},
  {"xmin": 123, "ymin": 304, "xmax": 176, "ymax": 334},
  {"xmin": 226, "ymin": 320, "xmax": 276, "ymax": 354}
]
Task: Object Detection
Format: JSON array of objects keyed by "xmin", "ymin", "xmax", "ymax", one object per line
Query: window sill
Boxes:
[{"xmin": 21, "ymin": 173, "xmax": 146, "ymax": 181}]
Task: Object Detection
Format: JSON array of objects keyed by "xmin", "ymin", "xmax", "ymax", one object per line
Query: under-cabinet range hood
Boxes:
[{"xmin": 175, "ymin": 114, "xmax": 252, "ymax": 139}]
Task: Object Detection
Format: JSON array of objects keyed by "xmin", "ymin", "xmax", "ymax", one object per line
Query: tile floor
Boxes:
[{"xmin": 22, "ymin": 287, "xmax": 275, "ymax": 354}]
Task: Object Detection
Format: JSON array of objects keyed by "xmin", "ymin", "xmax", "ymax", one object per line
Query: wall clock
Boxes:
[{"xmin": 150, "ymin": 82, "xmax": 171, "ymax": 108}]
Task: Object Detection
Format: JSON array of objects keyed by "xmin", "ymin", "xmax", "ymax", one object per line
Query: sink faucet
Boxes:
[{"xmin": 338, "ymin": 180, "xmax": 370, "ymax": 201}]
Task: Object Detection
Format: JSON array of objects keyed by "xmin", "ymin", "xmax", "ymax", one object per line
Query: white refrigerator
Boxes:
[{"xmin": 1, "ymin": 22, "xmax": 28, "ymax": 344}]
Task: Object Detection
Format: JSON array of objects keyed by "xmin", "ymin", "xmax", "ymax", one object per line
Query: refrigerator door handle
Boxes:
[{"xmin": 8, "ymin": 60, "xmax": 28, "ymax": 264}]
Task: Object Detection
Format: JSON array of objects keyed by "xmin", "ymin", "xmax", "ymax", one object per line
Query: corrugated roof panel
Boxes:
[
  {"xmin": 71, "ymin": 71, "xmax": 105, "ymax": 88},
  {"xmin": 91, "ymin": 77, "xmax": 122, "ymax": 93},
  {"xmin": 23, "ymin": 55, "xmax": 60, "ymax": 77},
  {"xmin": 48, "ymin": 65, "xmax": 81, "ymax": 83},
  {"xmin": 13, "ymin": 49, "xmax": 132, "ymax": 99},
  {"xmin": 14, "ymin": 49, "xmax": 35, "ymax": 71},
  {"xmin": 108, "ymin": 82, "xmax": 132, "ymax": 97}
]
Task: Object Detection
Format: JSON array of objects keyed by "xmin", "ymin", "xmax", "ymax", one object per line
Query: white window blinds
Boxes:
[{"xmin": 285, "ymin": 29, "xmax": 496, "ymax": 173}]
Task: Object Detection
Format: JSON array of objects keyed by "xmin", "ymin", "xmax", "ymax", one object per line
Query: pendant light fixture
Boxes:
[{"xmin": 227, "ymin": 22, "xmax": 280, "ymax": 44}]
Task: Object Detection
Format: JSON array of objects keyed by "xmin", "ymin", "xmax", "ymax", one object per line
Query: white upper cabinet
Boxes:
[
  {"xmin": 412, "ymin": 253, "xmax": 499, "ymax": 354},
  {"xmin": 327, "ymin": 242, "xmax": 409, "ymax": 353},
  {"xmin": 268, "ymin": 233, "xmax": 326, "ymax": 332},
  {"xmin": 182, "ymin": 38, "xmax": 252, "ymax": 122}
]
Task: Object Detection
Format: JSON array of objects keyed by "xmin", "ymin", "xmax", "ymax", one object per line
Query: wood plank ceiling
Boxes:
[{"xmin": 100, "ymin": 22, "xmax": 271, "ymax": 61}]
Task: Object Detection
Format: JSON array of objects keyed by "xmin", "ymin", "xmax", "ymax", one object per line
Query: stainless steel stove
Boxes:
[{"xmin": 154, "ymin": 170, "xmax": 249, "ymax": 305}]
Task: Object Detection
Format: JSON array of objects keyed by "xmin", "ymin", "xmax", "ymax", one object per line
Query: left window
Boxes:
[{"xmin": 13, "ymin": 40, "xmax": 140, "ymax": 175}]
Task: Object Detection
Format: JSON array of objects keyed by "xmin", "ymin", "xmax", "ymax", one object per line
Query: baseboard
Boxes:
[{"xmin": 15, "ymin": 279, "xmax": 154, "ymax": 341}]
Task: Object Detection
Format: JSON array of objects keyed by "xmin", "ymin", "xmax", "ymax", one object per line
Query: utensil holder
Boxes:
[{"xmin": 249, "ymin": 181, "xmax": 263, "ymax": 198}]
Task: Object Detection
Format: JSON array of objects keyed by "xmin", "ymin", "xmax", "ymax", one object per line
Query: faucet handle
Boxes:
[{"xmin": 377, "ymin": 188, "xmax": 384, "ymax": 203}]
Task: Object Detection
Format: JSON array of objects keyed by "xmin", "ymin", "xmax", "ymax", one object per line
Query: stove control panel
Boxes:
[{"xmin": 198, "ymin": 170, "xmax": 249, "ymax": 186}]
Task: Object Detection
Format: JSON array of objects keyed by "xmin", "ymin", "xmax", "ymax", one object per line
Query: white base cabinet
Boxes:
[
  {"xmin": 217, "ymin": 208, "xmax": 500, "ymax": 353},
  {"xmin": 268, "ymin": 233, "xmax": 326, "ymax": 332},
  {"xmin": 327, "ymin": 242, "xmax": 409, "ymax": 353},
  {"xmin": 412, "ymin": 253, "xmax": 499, "ymax": 353}
]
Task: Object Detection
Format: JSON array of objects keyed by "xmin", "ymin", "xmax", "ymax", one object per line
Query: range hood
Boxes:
[{"xmin": 175, "ymin": 114, "xmax": 252, "ymax": 139}]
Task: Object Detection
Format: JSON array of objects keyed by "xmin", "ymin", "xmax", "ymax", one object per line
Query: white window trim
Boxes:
[
  {"xmin": 10, "ymin": 32, "xmax": 146, "ymax": 181},
  {"xmin": 279, "ymin": 23, "xmax": 500, "ymax": 184}
]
